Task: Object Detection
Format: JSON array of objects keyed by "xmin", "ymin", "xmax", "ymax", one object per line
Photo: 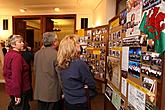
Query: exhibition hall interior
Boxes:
[{"xmin": 0, "ymin": 0, "xmax": 165, "ymax": 110}]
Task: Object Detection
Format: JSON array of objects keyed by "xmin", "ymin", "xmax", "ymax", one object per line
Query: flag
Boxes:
[
  {"xmin": 139, "ymin": 6, "xmax": 165, "ymax": 53},
  {"xmin": 157, "ymin": 30, "xmax": 165, "ymax": 53}
]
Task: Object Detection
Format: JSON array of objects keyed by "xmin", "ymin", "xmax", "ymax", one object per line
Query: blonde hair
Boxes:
[
  {"xmin": 57, "ymin": 34, "xmax": 79, "ymax": 69},
  {"xmin": 7, "ymin": 35, "xmax": 23, "ymax": 48}
]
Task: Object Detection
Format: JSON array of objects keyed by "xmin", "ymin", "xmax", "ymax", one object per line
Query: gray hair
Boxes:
[
  {"xmin": 43, "ymin": 32, "xmax": 58, "ymax": 47},
  {"xmin": 8, "ymin": 35, "xmax": 23, "ymax": 47}
]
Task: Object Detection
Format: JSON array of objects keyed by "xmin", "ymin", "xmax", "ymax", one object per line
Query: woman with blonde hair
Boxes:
[
  {"xmin": 57, "ymin": 34, "xmax": 96, "ymax": 110},
  {"xmin": 3, "ymin": 35, "xmax": 31, "ymax": 110}
]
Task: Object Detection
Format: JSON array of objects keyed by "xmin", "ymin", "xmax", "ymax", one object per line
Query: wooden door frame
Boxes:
[
  {"xmin": 43, "ymin": 14, "xmax": 76, "ymax": 33},
  {"xmin": 12, "ymin": 14, "xmax": 76, "ymax": 34},
  {"xmin": 12, "ymin": 15, "xmax": 43, "ymax": 34}
]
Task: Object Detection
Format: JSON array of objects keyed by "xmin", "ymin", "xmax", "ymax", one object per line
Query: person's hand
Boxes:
[
  {"xmin": 62, "ymin": 94, "xmax": 64, "ymax": 99},
  {"xmin": 84, "ymin": 85, "xmax": 88, "ymax": 88},
  {"xmin": 15, "ymin": 97, "xmax": 21, "ymax": 105}
]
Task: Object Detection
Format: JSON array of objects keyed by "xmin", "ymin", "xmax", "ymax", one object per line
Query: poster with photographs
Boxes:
[
  {"xmin": 143, "ymin": 0, "xmax": 161, "ymax": 10},
  {"xmin": 105, "ymin": 84, "xmax": 113, "ymax": 101},
  {"xmin": 112, "ymin": 90, "xmax": 121, "ymax": 110},
  {"xmin": 128, "ymin": 83, "xmax": 146, "ymax": 110},
  {"xmin": 110, "ymin": 57, "xmax": 121, "ymax": 89},
  {"xmin": 129, "ymin": 47, "xmax": 141, "ymax": 62},
  {"xmin": 141, "ymin": 52, "xmax": 162, "ymax": 79},
  {"xmin": 128, "ymin": 61, "xmax": 141, "ymax": 78},
  {"xmin": 126, "ymin": 0, "xmax": 142, "ymax": 37}
]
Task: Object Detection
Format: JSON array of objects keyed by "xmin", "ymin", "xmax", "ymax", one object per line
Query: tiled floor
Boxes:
[{"xmin": 0, "ymin": 83, "xmax": 107, "ymax": 110}]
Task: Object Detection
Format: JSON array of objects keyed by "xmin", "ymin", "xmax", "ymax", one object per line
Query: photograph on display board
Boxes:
[
  {"xmin": 119, "ymin": 9, "xmax": 127, "ymax": 25},
  {"xmin": 129, "ymin": 47, "xmax": 141, "ymax": 62},
  {"xmin": 105, "ymin": 84, "xmax": 113, "ymax": 101},
  {"xmin": 146, "ymin": 80, "xmax": 156, "ymax": 104},
  {"xmin": 128, "ymin": 61, "xmax": 140, "ymax": 78},
  {"xmin": 142, "ymin": 76, "xmax": 155, "ymax": 91},
  {"xmin": 109, "ymin": 49, "xmax": 121, "ymax": 58},
  {"xmin": 120, "ymin": 98, "xmax": 126, "ymax": 110},
  {"xmin": 142, "ymin": 52, "xmax": 152, "ymax": 65},
  {"xmin": 111, "ymin": 31, "xmax": 122, "ymax": 41},
  {"xmin": 139, "ymin": 35, "xmax": 147, "ymax": 46},
  {"xmin": 121, "ymin": 70, "xmax": 128, "ymax": 78},
  {"xmin": 126, "ymin": 0, "xmax": 142, "ymax": 12},
  {"xmin": 147, "ymin": 39, "xmax": 155, "ymax": 52},
  {"xmin": 143, "ymin": 0, "xmax": 161, "ymax": 10},
  {"xmin": 87, "ymin": 30, "xmax": 92, "ymax": 38},
  {"xmin": 107, "ymin": 58, "xmax": 113, "ymax": 80},
  {"xmin": 145, "ymin": 101, "xmax": 158, "ymax": 110},
  {"xmin": 150, "ymin": 53, "xmax": 162, "ymax": 66},
  {"xmin": 79, "ymin": 36, "xmax": 87, "ymax": 45}
]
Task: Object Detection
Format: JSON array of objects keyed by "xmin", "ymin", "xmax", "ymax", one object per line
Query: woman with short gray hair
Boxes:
[{"xmin": 3, "ymin": 35, "xmax": 31, "ymax": 110}]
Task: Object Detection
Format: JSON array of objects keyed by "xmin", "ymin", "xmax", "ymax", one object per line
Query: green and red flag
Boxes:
[{"xmin": 139, "ymin": 3, "xmax": 165, "ymax": 53}]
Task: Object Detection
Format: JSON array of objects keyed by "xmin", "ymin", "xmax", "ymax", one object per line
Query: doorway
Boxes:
[
  {"xmin": 12, "ymin": 14, "xmax": 76, "ymax": 51},
  {"xmin": 13, "ymin": 16, "xmax": 42, "ymax": 52},
  {"xmin": 44, "ymin": 14, "xmax": 76, "ymax": 41}
]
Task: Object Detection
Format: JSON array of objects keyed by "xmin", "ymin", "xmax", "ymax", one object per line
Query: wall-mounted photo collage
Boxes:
[{"xmin": 104, "ymin": 0, "xmax": 165, "ymax": 110}]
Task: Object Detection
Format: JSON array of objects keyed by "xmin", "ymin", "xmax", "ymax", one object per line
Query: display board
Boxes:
[
  {"xmin": 82, "ymin": 25, "xmax": 108, "ymax": 82},
  {"xmin": 79, "ymin": 26, "xmax": 108, "ymax": 93},
  {"xmin": 105, "ymin": 0, "xmax": 165, "ymax": 110}
]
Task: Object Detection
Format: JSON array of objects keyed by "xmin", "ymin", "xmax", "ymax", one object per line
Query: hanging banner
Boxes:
[{"xmin": 139, "ymin": 1, "xmax": 165, "ymax": 53}]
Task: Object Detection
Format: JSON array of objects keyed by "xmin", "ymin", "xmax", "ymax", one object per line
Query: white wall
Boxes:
[
  {"xmin": 93, "ymin": 0, "xmax": 116, "ymax": 27},
  {"xmin": 0, "ymin": 16, "xmax": 12, "ymax": 41},
  {"xmin": 76, "ymin": 11, "xmax": 93, "ymax": 29},
  {"xmin": 0, "ymin": 0, "xmax": 116, "ymax": 39}
]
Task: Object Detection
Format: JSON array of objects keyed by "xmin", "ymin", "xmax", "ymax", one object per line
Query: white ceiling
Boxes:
[{"xmin": 0, "ymin": 0, "xmax": 102, "ymax": 15}]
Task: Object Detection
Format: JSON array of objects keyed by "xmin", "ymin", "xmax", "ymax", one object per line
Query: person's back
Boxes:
[
  {"xmin": 57, "ymin": 34, "xmax": 96, "ymax": 110},
  {"xmin": 34, "ymin": 32, "xmax": 61, "ymax": 110},
  {"xmin": 22, "ymin": 42, "xmax": 34, "ymax": 101},
  {"xmin": 34, "ymin": 47, "xmax": 61, "ymax": 101}
]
